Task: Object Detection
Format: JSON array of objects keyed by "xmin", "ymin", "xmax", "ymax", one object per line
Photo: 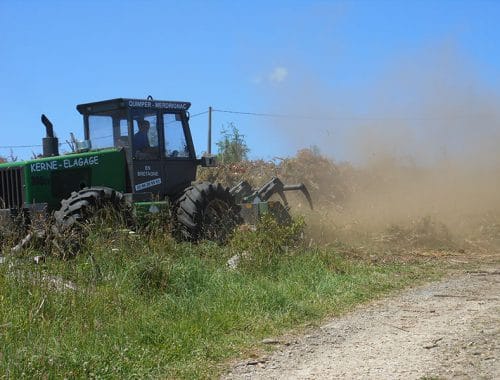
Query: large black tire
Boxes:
[
  {"xmin": 52, "ymin": 187, "xmax": 128, "ymax": 257},
  {"xmin": 175, "ymin": 182, "xmax": 241, "ymax": 243}
]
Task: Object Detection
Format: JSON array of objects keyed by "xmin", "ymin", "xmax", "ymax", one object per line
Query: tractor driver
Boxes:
[{"xmin": 133, "ymin": 120, "xmax": 158, "ymax": 158}]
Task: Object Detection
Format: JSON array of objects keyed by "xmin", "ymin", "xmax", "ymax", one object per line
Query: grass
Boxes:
[{"xmin": 0, "ymin": 217, "xmax": 444, "ymax": 379}]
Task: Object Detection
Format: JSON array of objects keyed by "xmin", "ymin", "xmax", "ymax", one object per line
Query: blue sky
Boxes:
[{"xmin": 0, "ymin": 0, "xmax": 499, "ymax": 162}]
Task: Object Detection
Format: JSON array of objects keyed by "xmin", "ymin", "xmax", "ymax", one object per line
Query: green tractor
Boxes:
[{"xmin": 0, "ymin": 97, "xmax": 312, "ymax": 255}]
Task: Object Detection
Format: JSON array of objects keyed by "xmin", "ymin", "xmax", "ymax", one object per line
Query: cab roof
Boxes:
[{"xmin": 76, "ymin": 98, "xmax": 191, "ymax": 115}]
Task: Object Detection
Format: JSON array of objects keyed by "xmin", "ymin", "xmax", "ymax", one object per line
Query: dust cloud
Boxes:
[{"xmin": 264, "ymin": 45, "xmax": 500, "ymax": 244}]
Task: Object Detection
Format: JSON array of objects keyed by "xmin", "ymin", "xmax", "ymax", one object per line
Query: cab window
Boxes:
[
  {"xmin": 132, "ymin": 113, "xmax": 160, "ymax": 160},
  {"xmin": 88, "ymin": 111, "xmax": 128, "ymax": 150},
  {"xmin": 88, "ymin": 115, "xmax": 113, "ymax": 149},
  {"xmin": 163, "ymin": 113, "xmax": 189, "ymax": 158}
]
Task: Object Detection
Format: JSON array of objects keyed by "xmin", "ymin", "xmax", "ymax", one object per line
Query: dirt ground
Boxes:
[{"xmin": 224, "ymin": 262, "xmax": 500, "ymax": 379}]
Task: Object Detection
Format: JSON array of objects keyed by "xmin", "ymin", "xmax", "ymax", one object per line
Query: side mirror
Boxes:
[{"xmin": 199, "ymin": 155, "xmax": 217, "ymax": 167}]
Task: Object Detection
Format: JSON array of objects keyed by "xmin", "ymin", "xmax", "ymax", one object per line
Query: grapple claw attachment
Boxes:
[{"xmin": 230, "ymin": 176, "xmax": 313, "ymax": 224}]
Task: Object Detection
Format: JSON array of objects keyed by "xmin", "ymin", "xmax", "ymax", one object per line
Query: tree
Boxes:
[{"xmin": 216, "ymin": 123, "xmax": 250, "ymax": 163}]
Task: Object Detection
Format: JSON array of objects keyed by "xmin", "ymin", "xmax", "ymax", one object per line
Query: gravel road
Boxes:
[{"xmin": 224, "ymin": 268, "xmax": 500, "ymax": 379}]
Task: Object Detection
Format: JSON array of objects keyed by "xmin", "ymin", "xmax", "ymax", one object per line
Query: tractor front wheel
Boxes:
[{"xmin": 175, "ymin": 182, "xmax": 241, "ymax": 243}]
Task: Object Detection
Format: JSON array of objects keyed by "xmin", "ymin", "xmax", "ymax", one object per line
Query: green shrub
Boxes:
[{"xmin": 216, "ymin": 123, "xmax": 250, "ymax": 164}]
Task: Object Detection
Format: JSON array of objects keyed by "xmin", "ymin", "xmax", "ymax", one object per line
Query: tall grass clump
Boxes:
[{"xmin": 228, "ymin": 215, "xmax": 305, "ymax": 274}]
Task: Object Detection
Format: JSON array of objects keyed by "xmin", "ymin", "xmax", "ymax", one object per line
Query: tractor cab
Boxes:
[{"xmin": 76, "ymin": 98, "xmax": 198, "ymax": 197}]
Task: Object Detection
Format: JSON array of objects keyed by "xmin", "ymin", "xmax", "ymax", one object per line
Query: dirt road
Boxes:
[{"xmin": 224, "ymin": 268, "xmax": 499, "ymax": 379}]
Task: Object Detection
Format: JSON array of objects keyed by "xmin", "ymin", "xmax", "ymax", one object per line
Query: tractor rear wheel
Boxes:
[
  {"xmin": 175, "ymin": 182, "xmax": 241, "ymax": 243},
  {"xmin": 52, "ymin": 187, "xmax": 128, "ymax": 257}
]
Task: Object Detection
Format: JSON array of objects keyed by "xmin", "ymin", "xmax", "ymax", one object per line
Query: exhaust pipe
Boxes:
[{"xmin": 41, "ymin": 114, "xmax": 59, "ymax": 157}]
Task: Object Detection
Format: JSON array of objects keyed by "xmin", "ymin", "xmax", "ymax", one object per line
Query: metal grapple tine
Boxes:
[
  {"xmin": 277, "ymin": 190, "xmax": 289, "ymax": 208},
  {"xmin": 251, "ymin": 177, "xmax": 314, "ymax": 210},
  {"xmin": 283, "ymin": 183, "xmax": 314, "ymax": 210}
]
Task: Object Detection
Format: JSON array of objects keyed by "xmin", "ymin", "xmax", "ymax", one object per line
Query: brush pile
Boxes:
[{"xmin": 198, "ymin": 149, "xmax": 359, "ymax": 210}]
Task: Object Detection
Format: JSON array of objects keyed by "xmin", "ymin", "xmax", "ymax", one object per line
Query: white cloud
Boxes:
[{"xmin": 268, "ymin": 66, "xmax": 288, "ymax": 83}]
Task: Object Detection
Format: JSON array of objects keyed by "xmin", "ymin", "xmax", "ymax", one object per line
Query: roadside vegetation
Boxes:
[
  {"xmin": 0, "ymin": 216, "xmax": 444, "ymax": 379},
  {"xmin": 1, "ymin": 131, "xmax": 497, "ymax": 378}
]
